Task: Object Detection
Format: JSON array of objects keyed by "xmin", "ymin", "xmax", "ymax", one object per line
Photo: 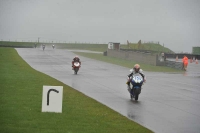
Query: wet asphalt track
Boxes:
[{"xmin": 16, "ymin": 48, "xmax": 200, "ymax": 133}]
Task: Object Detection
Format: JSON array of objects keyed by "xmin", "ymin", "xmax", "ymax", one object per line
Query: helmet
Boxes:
[
  {"xmin": 134, "ymin": 64, "xmax": 140, "ymax": 73},
  {"xmin": 75, "ymin": 55, "xmax": 78, "ymax": 59}
]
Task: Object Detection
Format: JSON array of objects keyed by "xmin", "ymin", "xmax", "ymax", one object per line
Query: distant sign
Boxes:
[{"xmin": 42, "ymin": 86, "xmax": 63, "ymax": 113}]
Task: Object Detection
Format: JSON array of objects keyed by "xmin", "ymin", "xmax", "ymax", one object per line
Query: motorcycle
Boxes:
[
  {"xmin": 42, "ymin": 45, "xmax": 45, "ymax": 51},
  {"xmin": 127, "ymin": 73, "xmax": 144, "ymax": 101},
  {"xmin": 73, "ymin": 62, "xmax": 80, "ymax": 74}
]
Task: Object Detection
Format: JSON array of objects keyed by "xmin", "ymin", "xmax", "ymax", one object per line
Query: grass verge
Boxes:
[
  {"xmin": 0, "ymin": 47, "xmax": 153, "ymax": 133},
  {"xmin": 120, "ymin": 43, "xmax": 174, "ymax": 53},
  {"xmin": 74, "ymin": 52, "xmax": 183, "ymax": 72}
]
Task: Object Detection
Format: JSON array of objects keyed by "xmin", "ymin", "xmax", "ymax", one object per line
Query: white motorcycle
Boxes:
[{"xmin": 73, "ymin": 62, "xmax": 80, "ymax": 74}]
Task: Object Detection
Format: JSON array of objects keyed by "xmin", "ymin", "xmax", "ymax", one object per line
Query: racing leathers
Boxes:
[{"xmin": 127, "ymin": 68, "xmax": 146, "ymax": 86}]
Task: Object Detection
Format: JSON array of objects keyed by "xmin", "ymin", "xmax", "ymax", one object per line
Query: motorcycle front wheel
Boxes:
[
  {"xmin": 134, "ymin": 88, "xmax": 141, "ymax": 101},
  {"xmin": 74, "ymin": 68, "xmax": 79, "ymax": 75}
]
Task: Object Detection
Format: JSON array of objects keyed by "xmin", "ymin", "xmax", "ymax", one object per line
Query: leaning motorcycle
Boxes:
[
  {"xmin": 73, "ymin": 62, "xmax": 80, "ymax": 74},
  {"xmin": 127, "ymin": 73, "xmax": 144, "ymax": 101}
]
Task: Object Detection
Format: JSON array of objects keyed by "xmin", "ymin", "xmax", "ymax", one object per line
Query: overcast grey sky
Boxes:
[{"xmin": 0, "ymin": 0, "xmax": 200, "ymax": 52}]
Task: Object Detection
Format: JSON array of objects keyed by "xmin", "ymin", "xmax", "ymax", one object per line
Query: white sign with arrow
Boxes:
[{"xmin": 42, "ymin": 86, "xmax": 63, "ymax": 113}]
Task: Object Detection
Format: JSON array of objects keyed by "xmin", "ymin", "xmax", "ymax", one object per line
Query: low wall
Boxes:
[
  {"xmin": 107, "ymin": 49, "xmax": 157, "ymax": 65},
  {"xmin": 107, "ymin": 49, "xmax": 183, "ymax": 70}
]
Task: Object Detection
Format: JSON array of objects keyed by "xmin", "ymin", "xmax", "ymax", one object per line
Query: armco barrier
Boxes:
[
  {"xmin": 165, "ymin": 53, "xmax": 200, "ymax": 60},
  {"xmin": 165, "ymin": 60, "xmax": 183, "ymax": 70}
]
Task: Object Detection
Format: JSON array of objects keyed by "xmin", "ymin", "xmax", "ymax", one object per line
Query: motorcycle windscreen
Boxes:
[{"xmin": 131, "ymin": 73, "xmax": 143, "ymax": 87}]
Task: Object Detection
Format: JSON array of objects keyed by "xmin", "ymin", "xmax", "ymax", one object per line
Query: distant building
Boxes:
[
  {"xmin": 108, "ymin": 42, "xmax": 120, "ymax": 50},
  {"xmin": 192, "ymin": 47, "xmax": 200, "ymax": 55}
]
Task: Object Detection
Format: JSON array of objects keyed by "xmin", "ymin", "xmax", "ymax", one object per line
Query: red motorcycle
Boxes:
[{"xmin": 73, "ymin": 62, "xmax": 81, "ymax": 74}]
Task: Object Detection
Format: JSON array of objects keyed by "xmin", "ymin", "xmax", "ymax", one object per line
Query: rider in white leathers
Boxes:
[{"xmin": 126, "ymin": 64, "xmax": 146, "ymax": 87}]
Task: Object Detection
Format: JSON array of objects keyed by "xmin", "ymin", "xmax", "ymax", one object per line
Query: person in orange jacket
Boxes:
[{"xmin": 182, "ymin": 55, "xmax": 188, "ymax": 70}]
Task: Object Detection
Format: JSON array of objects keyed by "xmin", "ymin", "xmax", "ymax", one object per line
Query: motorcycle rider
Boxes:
[
  {"xmin": 126, "ymin": 64, "xmax": 146, "ymax": 86},
  {"xmin": 42, "ymin": 44, "xmax": 45, "ymax": 51},
  {"xmin": 72, "ymin": 56, "xmax": 81, "ymax": 70}
]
